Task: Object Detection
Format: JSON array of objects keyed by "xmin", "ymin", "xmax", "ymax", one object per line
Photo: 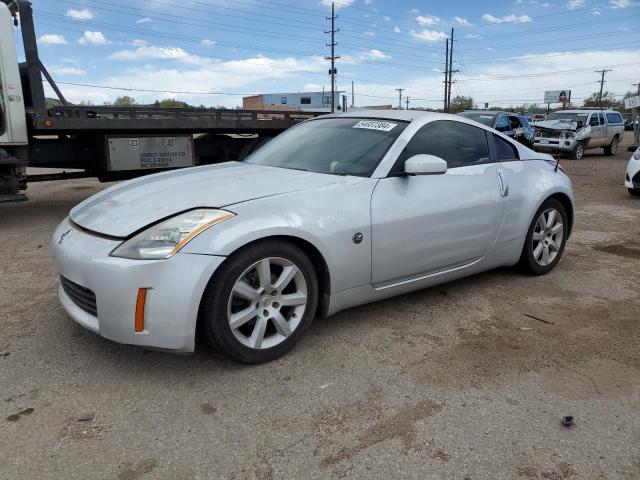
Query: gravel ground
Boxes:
[{"xmin": 1, "ymin": 133, "xmax": 639, "ymax": 479}]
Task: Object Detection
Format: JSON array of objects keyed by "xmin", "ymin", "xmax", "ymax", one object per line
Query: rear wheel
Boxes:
[
  {"xmin": 604, "ymin": 136, "xmax": 619, "ymax": 156},
  {"xmin": 201, "ymin": 240, "xmax": 318, "ymax": 363},
  {"xmin": 570, "ymin": 142, "xmax": 584, "ymax": 160},
  {"xmin": 518, "ymin": 199, "xmax": 568, "ymax": 275}
]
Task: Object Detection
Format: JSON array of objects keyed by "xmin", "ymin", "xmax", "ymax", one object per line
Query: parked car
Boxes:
[
  {"xmin": 532, "ymin": 110, "xmax": 624, "ymax": 159},
  {"xmin": 52, "ymin": 111, "xmax": 574, "ymax": 363},
  {"xmin": 458, "ymin": 110, "xmax": 534, "ymax": 146},
  {"xmin": 625, "ymin": 146, "xmax": 640, "ymax": 196}
]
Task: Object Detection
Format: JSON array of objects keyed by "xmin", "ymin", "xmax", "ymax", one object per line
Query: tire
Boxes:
[
  {"xmin": 518, "ymin": 199, "xmax": 568, "ymax": 275},
  {"xmin": 570, "ymin": 142, "xmax": 585, "ymax": 160},
  {"xmin": 629, "ymin": 188, "xmax": 640, "ymax": 197},
  {"xmin": 604, "ymin": 136, "xmax": 619, "ymax": 156},
  {"xmin": 201, "ymin": 240, "xmax": 318, "ymax": 364}
]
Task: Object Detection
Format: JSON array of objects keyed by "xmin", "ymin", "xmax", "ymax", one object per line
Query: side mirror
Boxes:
[{"xmin": 404, "ymin": 154, "xmax": 447, "ymax": 175}]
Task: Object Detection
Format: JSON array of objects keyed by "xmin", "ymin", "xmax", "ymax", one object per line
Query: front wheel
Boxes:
[
  {"xmin": 570, "ymin": 142, "xmax": 585, "ymax": 160},
  {"xmin": 518, "ymin": 199, "xmax": 568, "ymax": 275},
  {"xmin": 604, "ymin": 136, "xmax": 619, "ymax": 156},
  {"xmin": 629, "ymin": 188, "xmax": 640, "ymax": 197},
  {"xmin": 201, "ymin": 240, "xmax": 318, "ymax": 363}
]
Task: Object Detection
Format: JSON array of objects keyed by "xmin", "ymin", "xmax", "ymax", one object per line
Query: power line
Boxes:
[
  {"xmin": 36, "ymin": 15, "xmax": 322, "ymax": 56},
  {"xmin": 458, "ymin": 13, "xmax": 640, "ymax": 42},
  {"xmin": 462, "ymin": 41, "xmax": 640, "ymax": 65},
  {"xmin": 54, "ymin": 81, "xmax": 257, "ymax": 95},
  {"xmin": 42, "ymin": 1, "xmax": 325, "ymax": 44}
]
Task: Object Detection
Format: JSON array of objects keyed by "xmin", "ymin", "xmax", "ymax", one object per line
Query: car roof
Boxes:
[
  {"xmin": 323, "ymin": 109, "xmax": 426, "ymax": 122},
  {"xmin": 461, "ymin": 110, "xmax": 500, "ymax": 115},
  {"xmin": 552, "ymin": 109, "xmax": 616, "ymax": 113}
]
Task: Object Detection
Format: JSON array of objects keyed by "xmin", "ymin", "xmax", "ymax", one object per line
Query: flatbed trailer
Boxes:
[{"xmin": 0, "ymin": 0, "xmax": 323, "ymax": 203}]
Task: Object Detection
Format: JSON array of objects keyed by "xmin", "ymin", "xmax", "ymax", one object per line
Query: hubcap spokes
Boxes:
[
  {"xmin": 228, "ymin": 257, "xmax": 307, "ymax": 350},
  {"xmin": 532, "ymin": 208, "xmax": 563, "ymax": 266}
]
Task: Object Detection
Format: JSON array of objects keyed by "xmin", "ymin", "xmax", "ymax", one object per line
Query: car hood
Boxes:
[
  {"xmin": 534, "ymin": 119, "xmax": 581, "ymax": 131},
  {"xmin": 70, "ymin": 162, "xmax": 344, "ymax": 237}
]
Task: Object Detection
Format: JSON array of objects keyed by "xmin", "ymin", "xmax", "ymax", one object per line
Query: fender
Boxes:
[{"xmin": 182, "ymin": 178, "xmax": 378, "ymax": 294}]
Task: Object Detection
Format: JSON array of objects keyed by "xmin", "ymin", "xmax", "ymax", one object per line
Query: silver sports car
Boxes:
[{"xmin": 52, "ymin": 111, "xmax": 574, "ymax": 363}]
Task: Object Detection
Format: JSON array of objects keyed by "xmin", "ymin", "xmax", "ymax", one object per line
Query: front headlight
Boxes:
[{"xmin": 110, "ymin": 209, "xmax": 234, "ymax": 260}]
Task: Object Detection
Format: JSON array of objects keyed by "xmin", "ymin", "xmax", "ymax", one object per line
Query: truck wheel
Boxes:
[
  {"xmin": 570, "ymin": 143, "xmax": 584, "ymax": 160},
  {"xmin": 629, "ymin": 188, "xmax": 640, "ymax": 197},
  {"xmin": 604, "ymin": 136, "xmax": 619, "ymax": 156}
]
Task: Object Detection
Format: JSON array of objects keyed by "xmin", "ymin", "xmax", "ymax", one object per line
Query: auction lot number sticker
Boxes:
[{"xmin": 353, "ymin": 120, "xmax": 398, "ymax": 131}]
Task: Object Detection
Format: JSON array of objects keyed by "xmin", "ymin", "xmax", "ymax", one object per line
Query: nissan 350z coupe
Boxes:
[{"xmin": 53, "ymin": 111, "xmax": 575, "ymax": 363}]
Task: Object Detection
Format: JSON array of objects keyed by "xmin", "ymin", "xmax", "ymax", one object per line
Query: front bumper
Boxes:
[
  {"xmin": 625, "ymin": 156, "xmax": 640, "ymax": 190},
  {"xmin": 533, "ymin": 137, "xmax": 578, "ymax": 153},
  {"xmin": 52, "ymin": 217, "xmax": 226, "ymax": 352}
]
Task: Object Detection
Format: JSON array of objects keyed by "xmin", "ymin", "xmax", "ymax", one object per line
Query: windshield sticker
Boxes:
[{"xmin": 353, "ymin": 120, "xmax": 398, "ymax": 132}]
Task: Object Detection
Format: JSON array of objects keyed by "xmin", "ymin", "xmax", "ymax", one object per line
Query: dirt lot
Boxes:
[{"xmin": 1, "ymin": 134, "xmax": 639, "ymax": 479}]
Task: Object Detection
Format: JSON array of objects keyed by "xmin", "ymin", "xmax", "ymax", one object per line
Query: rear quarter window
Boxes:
[
  {"xmin": 606, "ymin": 113, "xmax": 623, "ymax": 124},
  {"xmin": 493, "ymin": 134, "xmax": 519, "ymax": 161}
]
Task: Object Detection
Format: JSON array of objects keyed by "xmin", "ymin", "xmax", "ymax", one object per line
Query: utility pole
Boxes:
[
  {"xmin": 406, "ymin": 96, "xmax": 410, "ymax": 110},
  {"xmin": 633, "ymin": 82, "xmax": 640, "ymax": 146},
  {"xmin": 395, "ymin": 88, "xmax": 405, "ymax": 110},
  {"xmin": 351, "ymin": 81, "xmax": 354, "ymax": 108},
  {"xmin": 443, "ymin": 39, "xmax": 449, "ymax": 112},
  {"xmin": 447, "ymin": 28, "xmax": 456, "ymax": 113},
  {"xmin": 325, "ymin": 2, "xmax": 339, "ymax": 114},
  {"xmin": 595, "ymin": 69, "xmax": 612, "ymax": 110}
]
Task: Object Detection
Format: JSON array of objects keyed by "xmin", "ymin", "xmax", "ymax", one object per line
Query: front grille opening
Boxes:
[{"xmin": 60, "ymin": 276, "xmax": 97, "ymax": 317}]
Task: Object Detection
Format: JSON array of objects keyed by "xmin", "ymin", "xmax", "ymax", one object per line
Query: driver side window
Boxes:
[
  {"xmin": 495, "ymin": 116, "xmax": 510, "ymax": 132},
  {"xmin": 589, "ymin": 115, "xmax": 600, "ymax": 126},
  {"xmin": 404, "ymin": 120, "xmax": 490, "ymax": 169}
]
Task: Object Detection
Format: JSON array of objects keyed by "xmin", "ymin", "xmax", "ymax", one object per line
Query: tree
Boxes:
[
  {"xmin": 581, "ymin": 91, "xmax": 622, "ymax": 110},
  {"xmin": 113, "ymin": 96, "xmax": 136, "ymax": 106},
  {"xmin": 155, "ymin": 98, "xmax": 190, "ymax": 108},
  {"xmin": 449, "ymin": 95, "xmax": 474, "ymax": 113}
]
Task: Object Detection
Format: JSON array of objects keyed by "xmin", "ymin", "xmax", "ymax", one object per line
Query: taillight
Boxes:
[{"xmin": 543, "ymin": 159, "xmax": 567, "ymax": 174}]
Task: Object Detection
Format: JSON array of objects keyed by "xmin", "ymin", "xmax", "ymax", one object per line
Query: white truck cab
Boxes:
[
  {"xmin": 0, "ymin": 2, "xmax": 27, "ymax": 146},
  {"xmin": 532, "ymin": 109, "xmax": 625, "ymax": 160}
]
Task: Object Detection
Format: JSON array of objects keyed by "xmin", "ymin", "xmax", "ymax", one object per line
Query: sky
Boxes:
[{"xmin": 13, "ymin": 0, "xmax": 640, "ymax": 109}]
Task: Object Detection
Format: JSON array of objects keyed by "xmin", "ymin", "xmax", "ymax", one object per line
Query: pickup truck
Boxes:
[{"xmin": 532, "ymin": 110, "xmax": 625, "ymax": 159}]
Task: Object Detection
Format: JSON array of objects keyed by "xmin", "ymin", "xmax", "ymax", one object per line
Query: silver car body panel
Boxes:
[
  {"xmin": 54, "ymin": 110, "xmax": 574, "ymax": 353},
  {"xmin": 70, "ymin": 162, "xmax": 346, "ymax": 237}
]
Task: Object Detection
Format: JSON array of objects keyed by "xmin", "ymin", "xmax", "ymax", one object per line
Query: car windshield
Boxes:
[
  {"xmin": 546, "ymin": 112, "xmax": 588, "ymax": 123},
  {"xmin": 458, "ymin": 112, "xmax": 497, "ymax": 127},
  {"xmin": 245, "ymin": 117, "xmax": 407, "ymax": 177}
]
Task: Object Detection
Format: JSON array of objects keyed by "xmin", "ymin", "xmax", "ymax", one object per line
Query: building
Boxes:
[{"xmin": 243, "ymin": 91, "xmax": 342, "ymax": 112}]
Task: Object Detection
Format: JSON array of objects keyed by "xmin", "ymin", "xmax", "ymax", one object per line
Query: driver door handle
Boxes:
[{"xmin": 497, "ymin": 170, "xmax": 509, "ymax": 197}]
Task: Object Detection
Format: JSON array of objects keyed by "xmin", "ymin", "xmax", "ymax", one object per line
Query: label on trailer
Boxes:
[
  {"xmin": 352, "ymin": 120, "xmax": 398, "ymax": 132},
  {"xmin": 107, "ymin": 136, "xmax": 194, "ymax": 171}
]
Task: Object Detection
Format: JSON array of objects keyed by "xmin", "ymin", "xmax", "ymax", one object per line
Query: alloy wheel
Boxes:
[
  {"xmin": 532, "ymin": 208, "xmax": 564, "ymax": 266},
  {"xmin": 227, "ymin": 257, "xmax": 307, "ymax": 349}
]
